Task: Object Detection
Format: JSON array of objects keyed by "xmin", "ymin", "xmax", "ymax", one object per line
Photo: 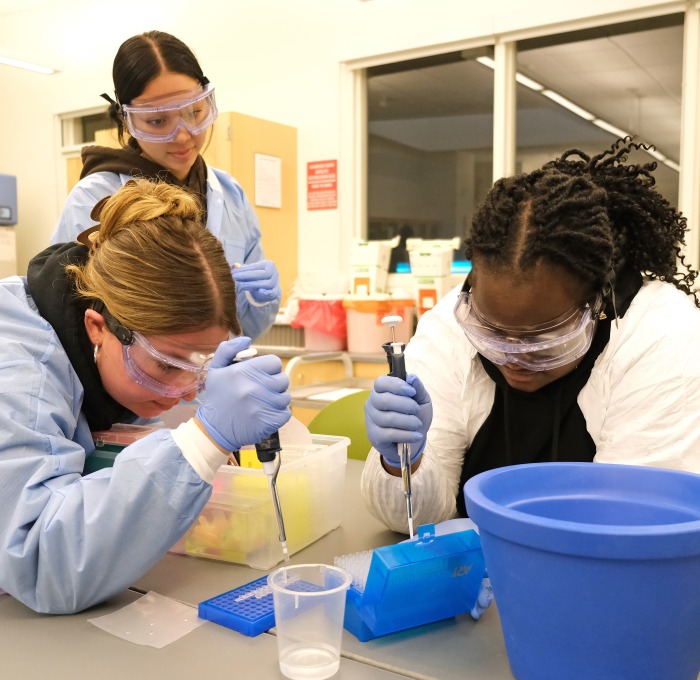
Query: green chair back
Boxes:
[{"xmin": 308, "ymin": 390, "xmax": 372, "ymax": 461}]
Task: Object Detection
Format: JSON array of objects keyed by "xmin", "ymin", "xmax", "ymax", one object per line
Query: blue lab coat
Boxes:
[
  {"xmin": 0, "ymin": 276, "xmax": 212, "ymax": 614},
  {"xmin": 51, "ymin": 165, "xmax": 278, "ymax": 340}
]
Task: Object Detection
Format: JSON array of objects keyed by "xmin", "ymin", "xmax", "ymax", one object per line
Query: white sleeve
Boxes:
[
  {"xmin": 360, "ymin": 286, "xmax": 490, "ymax": 532},
  {"xmin": 171, "ymin": 419, "xmax": 229, "ymax": 483},
  {"xmin": 584, "ymin": 283, "xmax": 700, "ymax": 473}
]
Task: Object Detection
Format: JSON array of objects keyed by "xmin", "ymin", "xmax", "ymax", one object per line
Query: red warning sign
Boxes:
[{"xmin": 307, "ymin": 160, "xmax": 338, "ymax": 211}]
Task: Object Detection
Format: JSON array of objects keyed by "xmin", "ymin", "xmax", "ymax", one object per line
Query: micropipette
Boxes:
[
  {"xmin": 234, "ymin": 348, "xmax": 290, "ymax": 563},
  {"xmin": 381, "ymin": 315, "xmax": 414, "ymax": 538}
]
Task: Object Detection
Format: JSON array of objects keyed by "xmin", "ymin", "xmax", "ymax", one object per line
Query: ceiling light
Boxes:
[
  {"xmin": 476, "ymin": 56, "xmax": 495, "ymax": 70},
  {"xmin": 592, "ymin": 118, "xmax": 630, "ymax": 139},
  {"xmin": 541, "ymin": 90, "xmax": 594, "ymax": 121},
  {"xmin": 0, "ymin": 55, "xmax": 56, "ymax": 75},
  {"xmin": 663, "ymin": 159, "xmax": 680, "ymax": 172},
  {"xmin": 515, "ymin": 73, "xmax": 544, "ymax": 91},
  {"xmin": 646, "ymin": 147, "xmax": 667, "ymax": 162}
]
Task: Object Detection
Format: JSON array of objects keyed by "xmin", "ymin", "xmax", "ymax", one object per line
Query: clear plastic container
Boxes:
[
  {"xmin": 170, "ymin": 435, "xmax": 349, "ymax": 569},
  {"xmin": 268, "ymin": 564, "xmax": 351, "ymax": 680}
]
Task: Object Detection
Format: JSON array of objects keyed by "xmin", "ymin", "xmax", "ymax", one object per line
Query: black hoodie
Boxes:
[{"xmin": 26, "ymin": 242, "xmax": 134, "ymax": 431}]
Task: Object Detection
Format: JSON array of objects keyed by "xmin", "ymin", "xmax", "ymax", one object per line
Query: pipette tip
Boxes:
[
  {"xmin": 281, "ymin": 542, "xmax": 290, "ymax": 563},
  {"xmin": 408, "ymin": 518, "xmax": 414, "ymax": 539}
]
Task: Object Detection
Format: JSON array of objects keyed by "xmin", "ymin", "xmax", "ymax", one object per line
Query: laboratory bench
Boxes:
[
  {"xmin": 132, "ymin": 459, "xmax": 515, "ymax": 680},
  {"xmin": 0, "ymin": 591, "xmax": 404, "ymax": 680},
  {"xmin": 0, "ymin": 460, "xmax": 514, "ymax": 679}
]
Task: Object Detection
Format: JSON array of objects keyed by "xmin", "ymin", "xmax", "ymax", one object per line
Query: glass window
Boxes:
[
  {"xmin": 365, "ymin": 14, "xmax": 684, "ymax": 274},
  {"xmin": 366, "ymin": 51, "xmax": 494, "ymax": 272},
  {"xmin": 81, "ymin": 111, "xmax": 114, "ymax": 144},
  {"xmin": 61, "ymin": 109, "xmax": 114, "ymax": 147},
  {"xmin": 515, "ymin": 15, "xmax": 683, "ymax": 204}
]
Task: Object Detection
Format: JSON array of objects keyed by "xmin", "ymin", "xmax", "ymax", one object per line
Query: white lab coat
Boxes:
[
  {"xmin": 51, "ymin": 165, "xmax": 277, "ymax": 340},
  {"xmin": 361, "ymin": 280, "xmax": 700, "ymax": 533}
]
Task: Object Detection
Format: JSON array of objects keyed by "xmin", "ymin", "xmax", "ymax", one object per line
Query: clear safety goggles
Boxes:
[
  {"xmin": 453, "ymin": 288, "xmax": 604, "ymax": 372},
  {"xmin": 121, "ymin": 84, "xmax": 218, "ymax": 143},
  {"xmin": 99, "ymin": 305, "xmax": 217, "ymax": 398}
]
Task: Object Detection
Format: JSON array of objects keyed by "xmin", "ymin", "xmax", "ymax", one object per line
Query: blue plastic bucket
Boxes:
[{"xmin": 463, "ymin": 462, "xmax": 700, "ymax": 680}]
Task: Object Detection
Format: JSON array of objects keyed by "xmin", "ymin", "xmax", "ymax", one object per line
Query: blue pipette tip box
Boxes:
[
  {"xmin": 198, "ymin": 575, "xmax": 274, "ymax": 637},
  {"xmin": 337, "ymin": 523, "xmax": 487, "ymax": 641}
]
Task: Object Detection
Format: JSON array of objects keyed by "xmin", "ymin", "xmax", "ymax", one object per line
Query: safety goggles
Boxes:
[
  {"xmin": 453, "ymin": 287, "xmax": 603, "ymax": 372},
  {"xmin": 98, "ymin": 305, "xmax": 216, "ymax": 398},
  {"xmin": 121, "ymin": 83, "xmax": 218, "ymax": 143}
]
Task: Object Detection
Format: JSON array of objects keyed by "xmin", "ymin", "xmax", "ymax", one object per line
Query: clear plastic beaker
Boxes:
[{"xmin": 268, "ymin": 563, "xmax": 351, "ymax": 680}]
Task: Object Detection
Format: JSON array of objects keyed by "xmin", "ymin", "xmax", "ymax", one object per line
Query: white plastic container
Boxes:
[
  {"xmin": 170, "ymin": 435, "xmax": 349, "ymax": 570},
  {"xmin": 343, "ymin": 295, "xmax": 414, "ymax": 354},
  {"xmin": 349, "ymin": 236, "xmax": 400, "ymax": 295},
  {"xmin": 406, "ymin": 237, "xmax": 461, "ymax": 314}
]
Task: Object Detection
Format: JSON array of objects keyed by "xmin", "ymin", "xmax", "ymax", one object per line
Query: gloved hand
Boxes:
[
  {"xmin": 364, "ymin": 373, "xmax": 433, "ymax": 468},
  {"xmin": 196, "ymin": 336, "xmax": 291, "ymax": 451},
  {"xmin": 470, "ymin": 577, "xmax": 494, "ymax": 621},
  {"xmin": 232, "ymin": 260, "xmax": 281, "ymax": 305}
]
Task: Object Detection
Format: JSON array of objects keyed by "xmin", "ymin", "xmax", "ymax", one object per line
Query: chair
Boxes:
[{"xmin": 308, "ymin": 389, "xmax": 372, "ymax": 461}]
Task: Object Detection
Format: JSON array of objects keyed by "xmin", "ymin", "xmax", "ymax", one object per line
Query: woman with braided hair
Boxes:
[{"xmin": 362, "ymin": 138, "xmax": 700, "ymax": 534}]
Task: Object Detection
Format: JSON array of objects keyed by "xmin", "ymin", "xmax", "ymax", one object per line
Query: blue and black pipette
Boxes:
[
  {"xmin": 234, "ymin": 348, "xmax": 290, "ymax": 562},
  {"xmin": 381, "ymin": 315, "xmax": 414, "ymax": 538}
]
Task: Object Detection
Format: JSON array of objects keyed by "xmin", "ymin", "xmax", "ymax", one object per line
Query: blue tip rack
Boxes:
[
  {"xmin": 336, "ymin": 523, "xmax": 487, "ymax": 642},
  {"xmin": 198, "ymin": 575, "xmax": 275, "ymax": 637},
  {"xmin": 198, "ymin": 574, "xmax": 323, "ymax": 636}
]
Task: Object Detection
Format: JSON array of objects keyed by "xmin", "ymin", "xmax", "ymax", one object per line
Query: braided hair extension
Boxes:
[{"xmin": 466, "ymin": 137, "xmax": 699, "ymax": 308}]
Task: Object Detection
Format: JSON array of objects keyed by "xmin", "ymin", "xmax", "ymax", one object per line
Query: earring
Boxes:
[{"xmin": 93, "ymin": 344, "xmax": 99, "ymax": 364}]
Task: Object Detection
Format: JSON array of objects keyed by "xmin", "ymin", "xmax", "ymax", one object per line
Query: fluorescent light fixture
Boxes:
[
  {"xmin": 541, "ymin": 90, "xmax": 594, "ymax": 121},
  {"xmin": 592, "ymin": 118, "xmax": 629, "ymax": 139},
  {"xmin": 476, "ymin": 56, "xmax": 495, "ymax": 69},
  {"xmin": 515, "ymin": 73, "xmax": 544, "ymax": 91},
  {"xmin": 663, "ymin": 159, "xmax": 680, "ymax": 172},
  {"xmin": 0, "ymin": 55, "xmax": 56, "ymax": 75},
  {"xmin": 477, "ymin": 57, "xmax": 544, "ymax": 91},
  {"xmin": 646, "ymin": 147, "xmax": 667, "ymax": 162}
]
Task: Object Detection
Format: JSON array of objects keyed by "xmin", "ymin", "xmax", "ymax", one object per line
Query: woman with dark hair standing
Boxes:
[
  {"xmin": 51, "ymin": 31, "xmax": 281, "ymax": 341},
  {"xmin": 362, "ymin": 138, "xmax": 700, "ymax": 534}
]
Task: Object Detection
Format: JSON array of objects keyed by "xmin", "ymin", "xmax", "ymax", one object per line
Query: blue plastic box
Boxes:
[
  {"xmin": 198, "ymin": 574, "xmax": 324, "ymax": 636},
  {"xmin": 198, "ymin": 575, "xmax": 275, "ymax": 636},
  {"xmin": 339, "ymin": 523, "xmax": 486, "ymax": 641}
]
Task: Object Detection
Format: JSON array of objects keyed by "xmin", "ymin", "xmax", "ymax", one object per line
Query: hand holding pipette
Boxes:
[
  {"xmin": 195, "ymin": 338, "xmax": 291, "ymax": 451},
  {"xmin": 194, "ymin": 338, "xmax": 291, "ymax": 561},
  {"xmin": 365, "ymin": 318, "xmax": 432, "ymax": 536},
  {"xmin": 231, "ymin": 347, "xmax": 290, "ymax": 563},
  {"xmin": 380, "ymin": 316, "xmax": 414, "ymax": 537}
]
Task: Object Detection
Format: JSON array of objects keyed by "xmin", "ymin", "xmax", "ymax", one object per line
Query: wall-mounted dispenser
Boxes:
[{"xmin": 0, "ymin": 174, "xmax": 17, "ymax": 226}]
